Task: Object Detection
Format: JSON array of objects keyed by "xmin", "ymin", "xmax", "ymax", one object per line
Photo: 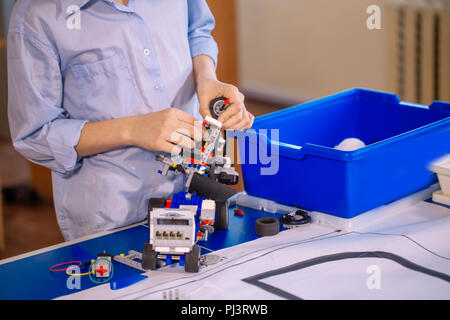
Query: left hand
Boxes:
[{"xmin": 196, "ymin": 79, "xmax": 254, "ymax": 130}]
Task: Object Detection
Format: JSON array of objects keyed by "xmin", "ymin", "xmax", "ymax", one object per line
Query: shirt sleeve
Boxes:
[
  {"xmin": 7, "ymin": 30, "xmax": 87, "ymax": 175},
  {"xmin": 187, "ymin": 0, "xmax": 219, "ymax": 66}
]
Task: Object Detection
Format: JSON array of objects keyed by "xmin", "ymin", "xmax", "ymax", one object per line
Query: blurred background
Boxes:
[{"xmin": 0, "ymin": 0, "xmax": 449, "ymax": 259}]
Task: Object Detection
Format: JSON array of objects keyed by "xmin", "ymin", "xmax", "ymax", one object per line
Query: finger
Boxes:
[
  {"xmin": 159, "ymin": 141, "xmax": 182, "ymax": 155},
  {"xmin": 174, "ymin": 120, "xmax": 205, "ymax": 144},
  {"xmin": 217, "ymin": 87, "xmax": 245, "ymax": 122},
  {"xmin": 234, "ymin": 111, "xmax": 254, "ymax": 131},
  {"xmin": 235, "ymin": 116, "xmax": 251, "ymax": 131},
  {"xmin": 242, "ymin": 112, "xmax": 254, "ymax": 130},
  {"xmin": 217, "ymin": 101, "xmax": 239, "ymax": 124},
  {"xmin": 173, "ymin": 108, "xmax": 198, "ymax": 125},
  {"xmin": 222, "ymin": 109, "xmax": 247, "ymax": 130},
  {"xmin": 172, "ymin": 121, "xmax": 195, "ymax": 139},
  {"xmin": 168, "ymin": 131, "xmax": 195, "ymax": 150}
]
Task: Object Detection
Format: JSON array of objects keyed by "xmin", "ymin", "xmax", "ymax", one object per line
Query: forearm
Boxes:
[
  {"xmin": 193, "ymin": 54, "xmax": 217, "ymax": 85},
  {"xmin": 75, "ymin": 116, "xmax": 135, "ymax": 157}
]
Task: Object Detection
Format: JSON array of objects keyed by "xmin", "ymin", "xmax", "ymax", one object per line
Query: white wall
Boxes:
[{"xmin": 236, "ymin": 0, "xmax": 396, "ymax": 103}]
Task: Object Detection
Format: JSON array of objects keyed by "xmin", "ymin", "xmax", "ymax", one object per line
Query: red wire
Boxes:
[{"xmin": 49, "ymin": 261, "xmax": 82, "ymax": 272}]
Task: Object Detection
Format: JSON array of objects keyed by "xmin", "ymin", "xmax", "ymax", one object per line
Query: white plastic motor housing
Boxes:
[{"xmin": 429, "ymin": 154, "xmax": 450, "ymax": 205}]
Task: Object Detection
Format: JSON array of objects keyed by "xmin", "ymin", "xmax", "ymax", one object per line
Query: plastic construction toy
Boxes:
[{"xmin": 142, "ymin": 97, "xmax": 239, "ymax": 273}]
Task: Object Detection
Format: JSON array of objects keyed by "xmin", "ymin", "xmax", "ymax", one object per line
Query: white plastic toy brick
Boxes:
[
  {"xmin": 200, "ymin": 199, "xmax": 216, "ymax": 221},
  {"xmin": 429, "ymin": 154, "xmax": 450, "ymax": 206},
  {"xmin": 204, "ymin": 115, "xmax": 222, "ymax": 129},
  {"xmin": 179, "ymin": 205, "xmax": 198, "ymax": 215}
]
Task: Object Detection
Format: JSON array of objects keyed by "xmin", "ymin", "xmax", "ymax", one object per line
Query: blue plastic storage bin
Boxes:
[{"xmin": 237, "ymin": 88, "xmax": 450, "ymax": 218}]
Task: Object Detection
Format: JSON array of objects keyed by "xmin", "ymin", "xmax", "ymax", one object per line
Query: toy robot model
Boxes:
[{"xmin": 142, "ymin": 97, "xmax": 239, "ymax": 273}]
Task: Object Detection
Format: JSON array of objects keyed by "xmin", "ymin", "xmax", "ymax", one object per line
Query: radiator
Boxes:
[{"xmin": 389, "ymin": 1, "xmax": 450, "ymax": 104}]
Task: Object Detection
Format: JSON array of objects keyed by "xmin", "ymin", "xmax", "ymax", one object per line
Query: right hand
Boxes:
[{"xmin": 128, "ymin": 108, "xmax": 201, "ymax": 154}]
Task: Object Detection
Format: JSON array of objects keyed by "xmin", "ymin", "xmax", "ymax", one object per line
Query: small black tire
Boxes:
[
  {"xmin": 184, "ymin": 245, "xmax": 201, "ymax": 273},
  {"xmin": 255, "ymin": 217, "xmax": 280, "ymax": 236},
  {"xmin": 209, "ymin": 96, "xmax": 228, "ymax": 119},
  {"xmin": 214, "ymin": 201, "xmax": 229, "ymax": 230},
  {"xmin": 142, "ymin": 243, "xmax": 157, "ymax": 270}
]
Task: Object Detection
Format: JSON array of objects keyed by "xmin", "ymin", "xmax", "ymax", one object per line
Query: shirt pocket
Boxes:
[{"xmin": 70, "ymin": 52, "xmax": 141, "ymax": 121}]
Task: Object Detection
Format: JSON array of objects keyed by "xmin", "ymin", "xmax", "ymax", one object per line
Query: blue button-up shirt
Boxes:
[{"xmin": 7, "ymin": 0, "xmax": 218, "ymax": 240}]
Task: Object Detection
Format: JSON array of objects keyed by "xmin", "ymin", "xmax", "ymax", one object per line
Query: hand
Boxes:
[
  {"xmin": 197, "ymin": 79, "xmax": 254, "ymax": 130},
  {"xmin": 128, "ymin": 108, "xmax": 201, "ymax": 155}
]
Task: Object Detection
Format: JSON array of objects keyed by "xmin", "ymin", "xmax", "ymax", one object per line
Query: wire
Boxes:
[
  {"xmin": 49, "ymin": 261, "xmax": 82, "ymax": 272},
  {"xmin": 65, "ymin": 263, "xmax": 92, "ymax": 277}
]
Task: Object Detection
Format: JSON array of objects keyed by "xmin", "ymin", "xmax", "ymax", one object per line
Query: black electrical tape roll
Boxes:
[
  {"xmin": 188, "ymin": 173, "xmax": 238, "ymax": 203},
  {"xmin": 255, "ymin": 217, "xmax": 280, "ymax": 236}
]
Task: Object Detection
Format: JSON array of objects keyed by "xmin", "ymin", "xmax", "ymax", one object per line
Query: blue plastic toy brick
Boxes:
[{"xmin": 237, "ymin": 88, "xmax": 450, "ymax": 219}]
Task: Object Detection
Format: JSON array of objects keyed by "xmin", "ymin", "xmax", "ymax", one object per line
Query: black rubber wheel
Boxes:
[
  {"xmin": 214, "ymin": 201, "xmax": 229, "ymax": 230},
  {"xmin": 184, "ymin": 245, "xmax": 201, "ymax": 273},
  {"xmin": 209, "ymin": 96, "xmax": 228, "ymax": 119},
  {"xmin": 142, "ymin": 243, "xmax": 157, "ymax": 270},
  {"xmin": 148, "ymin": 198, "xmax": 167, "ymax": 214},
  {"xmin": 147, "ymin": 198, "xmax": 167, "ymax": 225},
  {"xmin": 255, "ymin": 217, "xmax": 280, "ymax": 236}
]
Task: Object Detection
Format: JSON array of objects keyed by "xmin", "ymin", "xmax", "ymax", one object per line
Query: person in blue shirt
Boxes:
[{"xmin": 7, "ymin": 0, "xmax": 254, "ymax": 240}]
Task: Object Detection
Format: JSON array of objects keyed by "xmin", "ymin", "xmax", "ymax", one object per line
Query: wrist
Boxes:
[
  {"xmin": 193, "ymin": 55, "xmax": 217, "ymax": 85},
  {"xmin": 121, "ymin": 116, "xmax": 139, "ymax": 147}
]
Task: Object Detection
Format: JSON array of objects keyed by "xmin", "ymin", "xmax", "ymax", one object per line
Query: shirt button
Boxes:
[
  {"xmin": 143, "ymin": 48, "xmax": 151, "ymax": 56},
  {"xmin": 154, "ymin": 85, "xmax": 160, "ymax": 92}
]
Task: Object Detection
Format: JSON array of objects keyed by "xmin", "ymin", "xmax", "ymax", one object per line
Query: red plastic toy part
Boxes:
[{"xmin": 234, "ymin": 209, "xmax": 244, "ymax": 216}]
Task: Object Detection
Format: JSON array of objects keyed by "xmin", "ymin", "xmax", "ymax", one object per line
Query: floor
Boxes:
[{"xmin": 0, "ymin": 99, "xmax": 284, "ymax": 260}]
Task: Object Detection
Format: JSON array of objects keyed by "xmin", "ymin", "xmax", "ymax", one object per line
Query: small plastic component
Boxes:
[
  {"xmin": 234, "ymin": 209, "xmax": 244, "ymax": 216},
  {"xmin": 92, "ymin": 255, "xmax": 112, "ymax": 278},
  {"xmin": 255, "ymin": 217, "xmax": 280, "ymax": 236},
  {"xmin": 209, "ymin": 96, "xmax": 230, "ymax": 119},
  {"xmin": 200, "ymin": 199, "xmax": 216, "ymax": 221}
]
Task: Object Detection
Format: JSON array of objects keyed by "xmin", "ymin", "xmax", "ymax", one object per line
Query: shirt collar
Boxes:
[
  {"xmin": 62, "ymin": 0, "xmax": 94, "ymax": 18},
  {"xmin": 62, "ymin": 0, "xmax": 135, "ymax": 18}
]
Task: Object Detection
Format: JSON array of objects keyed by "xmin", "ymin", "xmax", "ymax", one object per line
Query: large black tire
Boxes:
[
  {"xmin": 142, "ymin": 243, "xmax": 157, "ymax": 270},
  {"xmin": 214, "ymin": 201, "xmax": 229, "ymax": 230},
  {"xmin": 184, "ymin": 245, "xmax": 201, "ymax": 273},
  {"xmin": 188, "ymin": 173, "xmax": 238, "ymax": 203}
]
